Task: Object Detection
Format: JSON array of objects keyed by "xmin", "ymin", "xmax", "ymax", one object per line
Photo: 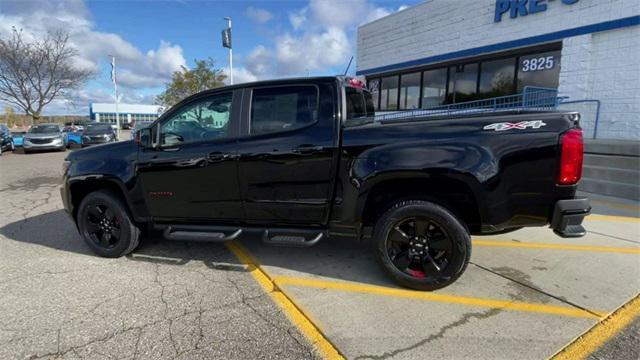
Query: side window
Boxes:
[
  {"xmin": 250, "ymin": 86, "xmax": 318, "ymax": 135},
  {"xmin": 346, "ymin": 87, "xmax": 375, "ymax": 120},
  {"xmin": 160, "ymin": 92, "xmax": 232, "ymax": 146}
]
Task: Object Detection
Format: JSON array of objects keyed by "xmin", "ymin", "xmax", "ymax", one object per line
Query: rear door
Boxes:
[
  {"xmin": 236, "ymin": 82, "xmax": 339, "ymax": 225},
  {"xmin": 136, "ymin": 90, "xmax": 243, "ymax": 221}
]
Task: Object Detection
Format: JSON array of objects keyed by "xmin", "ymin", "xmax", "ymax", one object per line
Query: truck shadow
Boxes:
[{"xmin": 0, "ymin": 209, "xmax": 391, "ymax": 287}]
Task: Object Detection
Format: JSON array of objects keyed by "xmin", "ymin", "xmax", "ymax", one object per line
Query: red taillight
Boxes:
[
  {"xmin": 347, "ymin": 77, "xmax": 365, "ymax": 89},
  {"xmin": 558, "ymin": 128, "xmax": 583, "ymax": 185}
]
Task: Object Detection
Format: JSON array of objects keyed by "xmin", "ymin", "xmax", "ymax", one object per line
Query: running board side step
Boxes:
[
  {"xmin": 163, "ymin": 226, "xmax": 242, "ymax": 242},
  {"xmin": 262, "ymin": 229, "xmax": 324, "ymax": 247},
  {"xmin": 156, "ymin": 224, "xmax": 324, "ymax": 247}
]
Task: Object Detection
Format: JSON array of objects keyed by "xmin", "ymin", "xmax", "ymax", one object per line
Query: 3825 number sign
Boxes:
[{"xmin": 522, "ymin": 56, "xmax": 555, "ymax": 72}]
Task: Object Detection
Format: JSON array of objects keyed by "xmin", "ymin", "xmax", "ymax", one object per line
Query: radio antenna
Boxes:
[{"xmin": 343, "ymin": 56, "xmax": 354, "ymax": 76}]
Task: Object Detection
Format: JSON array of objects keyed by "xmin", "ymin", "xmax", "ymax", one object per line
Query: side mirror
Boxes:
[{"xmin": 136, "ymin": 128, "xmax": 152, "ymax": 148}]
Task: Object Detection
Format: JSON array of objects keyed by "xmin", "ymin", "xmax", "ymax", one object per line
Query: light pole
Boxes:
[
  {"xmin": 108, "ymin": 55, "xmax": 120, "ymax": 140},
  {"xmin": 223, "ymin": 16, "xmax": 233, "ymax": 85}
]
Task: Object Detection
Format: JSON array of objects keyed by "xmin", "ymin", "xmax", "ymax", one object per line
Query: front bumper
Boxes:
[
  {"xmin": 82, "ymin": 138, "xmax": 112, "ymax": 146},
  {"xmin": 551, "ymin": 198, "xmax": 591, "ymax": 237},
  {"xmin": 24, "ymin": 141, "xmax": 65, "ymax": 151}
]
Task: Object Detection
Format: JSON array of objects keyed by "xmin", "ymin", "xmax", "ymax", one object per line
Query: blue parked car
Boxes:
[
  {"xmin": 63, "ymin": 128, "xmax": 82, "ymax": 147},
  {"xmin": 11, "ymin": 131, "xmax": 25, "ymax": 147}
]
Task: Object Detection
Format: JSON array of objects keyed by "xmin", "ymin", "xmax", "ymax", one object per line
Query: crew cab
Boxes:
[{"xmin": 61, "ymin": 76, "xmax": 590, "ymax": 290}]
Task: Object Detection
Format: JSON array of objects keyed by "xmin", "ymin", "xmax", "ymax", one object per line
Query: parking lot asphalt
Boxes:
[{"xmin": 1, "ymin": 148, "xmax": 639, "ymax": 360}]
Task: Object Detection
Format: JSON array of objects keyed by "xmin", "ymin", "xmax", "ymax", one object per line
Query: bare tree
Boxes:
[{"xmin": 0, "ymin": 28, "xmax": 92, "ymax": 123}]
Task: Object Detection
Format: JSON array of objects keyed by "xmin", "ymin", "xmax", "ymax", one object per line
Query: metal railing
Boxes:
[
  {"xmin": 558, "ymin": 99, "xmax": 601, "ymax": 139},
  {"xmin": 374, "ymin": 86, "xmax": 560, "ymax": 122}
]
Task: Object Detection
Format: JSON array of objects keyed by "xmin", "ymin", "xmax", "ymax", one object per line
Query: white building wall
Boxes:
[
  {"xmin": 358, "ymin": 0, "xmax": 639, "ymax": 73},
  {"xmin": 357, "ymin": 0, "xmax": 640, "ymax": 140},
  {"xmin": 559, "ymin": 26, "xmax": 640, "ymax": 140}
]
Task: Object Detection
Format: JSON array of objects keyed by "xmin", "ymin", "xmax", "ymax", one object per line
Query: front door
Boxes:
[
  {"xmin": 137, "ymin": 90, "xmax": 243, "ymax": 221},
  {"xmin": 236, "ymin": 83, "xmax": 338, "ymax": 225}
]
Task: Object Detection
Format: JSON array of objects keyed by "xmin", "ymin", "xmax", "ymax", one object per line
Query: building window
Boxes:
[
  {"xmin": 448, "ymin": 63, "xmax": 478, "ymax": 103},
  {"xmin": 380, "ymin": 76, "xmax": 399, "ymax": 110},
  {"xmin": 422, "ymin": 68, "xmax": 448, "ymax": 108},
  {"xmin": 517, "ymin": 50, "xmax": 561, "ymax": 91},
  {"xmin": 367, "ymin": 78, "xmax": 380, "ymax": 110},
  {"xmin": 479, "ymin": 57, "xmax": 516, "ymax": 98},
  {"xmin": 399, "ymin": 72, "xmax": 420, "ymax": 109}
]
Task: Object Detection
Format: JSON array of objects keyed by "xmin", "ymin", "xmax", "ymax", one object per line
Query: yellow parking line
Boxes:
[
  {"xmin": 274, "ymin": 276, "xmax": 604, "ymax": 319},
  {"xmin": 225, "ymin": 242, "xmax": 344, "ymax": 360},
  {"xmin": 551, "ymin": 294, "xmax": 640, "ymax": 360},
  {"xmin": 473, "ymin": 239, "xmax": 640, "ymax": 254},
  {"xmin": 587, "ymin": 214, "xmax": 640, "ymax": 223}
]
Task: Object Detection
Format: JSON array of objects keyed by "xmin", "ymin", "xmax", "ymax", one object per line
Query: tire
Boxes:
[
  {"xmin": 372, "ymin": 200, "xmax": 471, "ymax": 291},
  {"xmin": 77, "ymin": 190, "xmax": 140, "ymax": 257}
]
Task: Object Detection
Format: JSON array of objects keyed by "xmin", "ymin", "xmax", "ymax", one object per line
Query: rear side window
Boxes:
[
  {"xmin": 346, "ymin": 87, "xmax": 375, "ymax": 120},
  {"xmin": 250, "ymin": 86, "xmax": 318, "ymax": 135}
]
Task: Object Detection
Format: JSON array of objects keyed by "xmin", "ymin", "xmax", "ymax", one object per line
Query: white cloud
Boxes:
[
  {"xmin": 241, "ymin": 0, "xmax": 405, "ymax": 80},
  {"xmin": 231, "ymin": 67, "xmax": 260, "ymax": 84},
  {"xmin": 288, "ymin": 8, "xmax": 308, "ymax": 31},
  {"xmin": 246, "ymin": 7, "xmax": 273, "ymax": 24},
  {"xmin": 0, "ymin": 0, "xmax": 187, "ymax": 115},
  {"xmin": 245, "ymin": 45, "xmax": 272, "ymax": 76},
  {"xmin": 274, "ymin": 27, "xmax": 350, "ymax": 75}
]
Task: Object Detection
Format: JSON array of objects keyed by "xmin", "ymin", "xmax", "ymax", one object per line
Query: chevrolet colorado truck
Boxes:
[{"xmin": 61, "ymin": 76, "xmax": 590, "ymax": 290}]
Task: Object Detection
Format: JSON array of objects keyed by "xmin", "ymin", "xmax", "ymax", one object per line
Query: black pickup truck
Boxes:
[{"xmin": 61, "ymin": 76, "xmax": 590, "ymax": 290}]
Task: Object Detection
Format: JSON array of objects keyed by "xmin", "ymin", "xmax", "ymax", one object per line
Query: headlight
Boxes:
[
  {"xmin": 53, "ymin": 138, "xmax": 63, "ymax": 143},
  {"xmin": 23, "ymin": 138, "xmax": 31, "ymax": 144}
]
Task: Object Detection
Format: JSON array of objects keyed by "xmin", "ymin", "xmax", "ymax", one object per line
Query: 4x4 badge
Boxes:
[{"xmin": 483, "ymin": 120, "xmax": 547, "ymax": 131}]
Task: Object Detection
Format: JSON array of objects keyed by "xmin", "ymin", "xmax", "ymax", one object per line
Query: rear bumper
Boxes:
[{"xmin": 551, "ymin": 198, "xmax": 591, "ymax": 238}]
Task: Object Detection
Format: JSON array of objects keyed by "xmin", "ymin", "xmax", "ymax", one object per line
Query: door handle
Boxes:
[
  {"xmin": 292, "ymin": 144, "xmax": 323, "ymax": 155},
  {"xmin": 208, "ymin": 152, "xmax": 232, "ymax": 162}
]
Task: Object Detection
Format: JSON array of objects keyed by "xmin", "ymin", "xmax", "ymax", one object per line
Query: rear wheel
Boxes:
[
  {"xmin": 77, "ymin": 190, "xmax": 140, "ymax": 257},
  {"xmin": 373, "ymin": 200, "xmax": 471, "ymax": 291}
]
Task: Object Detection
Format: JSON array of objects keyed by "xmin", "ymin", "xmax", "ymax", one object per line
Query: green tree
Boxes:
[{"xmin": 155, "ymin": 58, "xmax": 227, "ymax": 109}]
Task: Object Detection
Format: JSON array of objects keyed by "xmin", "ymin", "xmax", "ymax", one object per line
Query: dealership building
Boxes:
[
  {"xmin": 357, "ymin": 0, "xmax": 639, "ymax": 141},
  {"xmin": 89, "ymin": 103, "xmax": 162, "ymax": 126},
  {"xmin": 357, "ymin": 0, "xmax": 639, "ymax": 199}
]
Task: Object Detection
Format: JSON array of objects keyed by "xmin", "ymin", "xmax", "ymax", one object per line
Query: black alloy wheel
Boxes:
[
  {"xmin": 385, "ymin": 217, "xmax": 453, "ymax": 279},
  {"xmin": 78, "ymin": 190, "xmax": 140, "ymax": 257},
  {"xmin": 373, "ymin": 200, "xmax": 471, "ymax": 290},
  {"xmin": 84, "ymin": 203, "xmax": 122, "ymax": 249}
]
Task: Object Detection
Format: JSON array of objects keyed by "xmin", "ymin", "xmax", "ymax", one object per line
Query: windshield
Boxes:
[
  {"xmin": 85, "ymin": 124, "xmax": 112, "ymax": 132},
  {"xmin": 29, "ymin": 125, "xmax": 60, "ymax": 133},
  {"xmin": 345, "ymin": 87, "xmax": 375, "ymax": 121}
]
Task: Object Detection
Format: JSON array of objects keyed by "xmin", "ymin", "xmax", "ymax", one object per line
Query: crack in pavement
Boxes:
[{"xmin": 354, "ymin": 308, "xmax": 502, "ymax": 359}]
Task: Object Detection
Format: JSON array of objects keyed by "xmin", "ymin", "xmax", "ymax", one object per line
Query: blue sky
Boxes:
[{"xmin": 0, "ymin": 0, "xmax": 419, "ymax": 115}]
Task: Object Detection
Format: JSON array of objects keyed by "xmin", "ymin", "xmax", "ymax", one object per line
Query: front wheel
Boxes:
[
  {"xmin": 372, "ymin": 200, "xmax": 471, "ymax": 291},
  {"xmin": 77, "ymin": 190, "xmax": 141, "ymax": 257}
]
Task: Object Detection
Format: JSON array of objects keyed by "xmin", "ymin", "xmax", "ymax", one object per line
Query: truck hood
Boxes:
[{"xmin": 67, "ymin": 140, "xmax": 137, "ymax": 161}]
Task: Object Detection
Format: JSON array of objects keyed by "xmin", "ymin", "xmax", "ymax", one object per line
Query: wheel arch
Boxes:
[
  {"xmin": 357, "ymin": 172, "xmax": 485, "ymax": 233},
  {"xmin": 68, "ymin": 176, "xmax": 137, "ymax": 222}
]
